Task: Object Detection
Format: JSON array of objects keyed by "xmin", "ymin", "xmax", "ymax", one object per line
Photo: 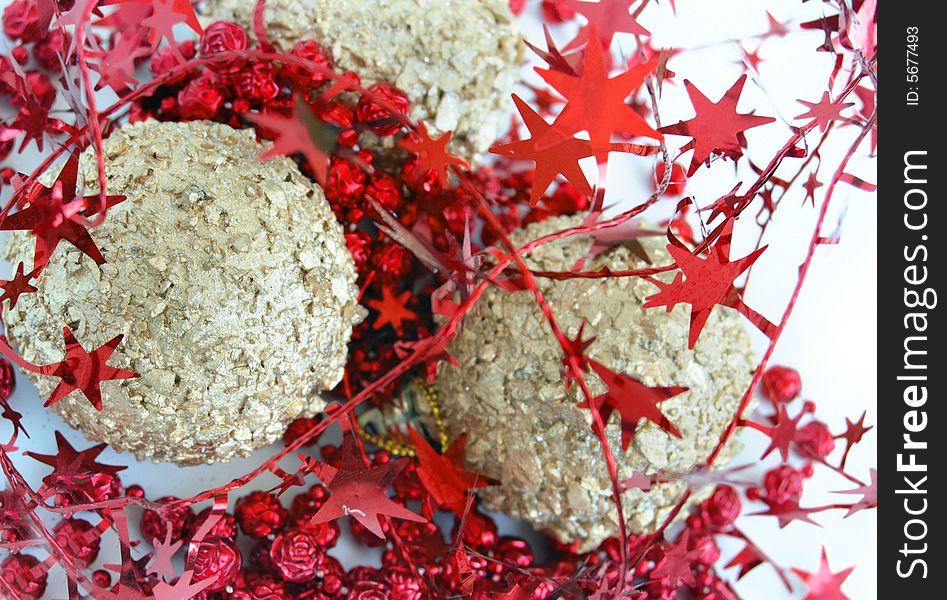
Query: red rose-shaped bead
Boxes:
[
  {"xmin": 348, "ymin": 580, "xmax": 392, "ymax": 600},
  {"xmin": 193, "ymin": 508, "xmax": 239, "ymax": 540},
  {"xmin": 761, "ymin": 365, "xmax": 802, "ymax": 404},
  {"xmin": 356, "ymin": 84, "xmax": 410, "ymax": 136},
  {"xmin": 655, "ymin": 161, "xmax": 688, "ymax": 197},
  {"xmin": 451, "ymin": 507, "xmax": 499, "ymax": 551},
  {"xmin": 3, "ymin": 0, "xmax": 42, "ymax": 43},
  {"xmin": 289, "ymin": 39, "xmax": 334, "ymax": 87},
  {"xmin": 33, "ymin": 29, "xmax": 71, "ymax": 71},
  {"xmin": 140, "ymin": 497, "xmax": 195, "ymax": 544},
  {"xmin": 365, "ymin": 172, "xmax": 404, "ymax": 212},
  {"xmin": 541, "ymin": 0, "xmax": 576, "ymax": 23},
  {"xmin": 270, "ymin": 527, "xmax": 324, "ymax": 582},
  {"xmin": 237, "ymin": 62, "xmax": 280, "ymax": 104},
  {"xmin": 235, "ymin": 491, "xmax": 288, "ymax": 539},
  {"xmin": 53, "ymin": 518, "xmax": 101, "ymax": 568},
  {"xmin": 1, "ymin": 553, "xmax": 47, "ymax": 600},
  {"xmin": 150, "ymin": 40, "xmax": 197, "ymax": 83},
  {"xmin": 704, "ymin": 485, "xmax": 742, "ymax": 529},
  {"xmin": 177, "ymin": 73, "xmax": 225, "ymax": 121},
  {"xmin": 283, "ymin": 417, "xmax": 321, "ymax": 448},
  {"xmin": 796, "ymin": 420, "xmax": 837, "ymax": 459},
  {"xmin": 0, "ymin": 357, "xmax": 16, "ymax": 401},
  {"xmin": 231, "ymin": 571, "xmax": 285, "ymax": 600},
  {"xmin": 318, "ymin": 555, "xmax": 346, "ymax": 596},
  {"xmin": 763, "ymin": 465, "xmax": 806, "ymax": 505},
  {"xmin": 200, "ymin": 20, "xmax": 248, "ymax": 74},
  {"xmin": 193, "ymin": 536, "xmax": 242, "ymax": 591}
]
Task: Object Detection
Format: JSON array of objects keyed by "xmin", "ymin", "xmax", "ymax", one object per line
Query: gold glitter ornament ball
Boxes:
[
  {"xmin": 436, "ymin": 216, "xmax": 755, "ymax": 550},
  {"xmin": 2, "ymin": 120, "xmax": 362, "ymax": 465},
  {"xmin": 206, "ymin": 0, "xmax": 523, "ymax": 159}
]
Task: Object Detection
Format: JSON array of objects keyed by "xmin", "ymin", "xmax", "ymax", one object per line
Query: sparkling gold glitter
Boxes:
[
  {"xmin": 205, "ymin": 0, "xmax": 523, "ymax": 159},
  {"xmin": 436, "ymin": 216, "xmax": 756, "ymax": 550},
  {"xmin": 2, "ymin": 120, "xmax": 363, "ymax": 465}
]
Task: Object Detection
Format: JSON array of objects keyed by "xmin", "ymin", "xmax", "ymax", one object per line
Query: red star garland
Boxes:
[
  {"xmin": 578, "ymin": 358, "xmax": 686, "ymax": 450},
  {"xmin": 560, "ymin": 321, "xmax": 595, "ymax": 388},
  {"xmin": 795, "ymin": 91, "xmax": 854, "ymax": 132},
  {"xmin": 791, "ymin": 548, "xmax": 855, "ymax": 600},
  {"xmin": 837, "ymin": 411, "xmax": 872, "ymax": 468},
  {"xmin": 725, "ymin": 542, "xmax": 765, "ymax": 581},
  {"xmin": 659, "ymin": 75, "xmax": 775, "ymax": 176},
  {"xmin": 394, "ymin": 333, "xmax": 459, "ymax": 384},
  {"xmin": 566, "ymin": 0, "xmax": 650, "ymax": 49},
  {"xmin": 408, "ymin": 427, "xmax": 494, "ymax": 518},
  {"xmin": 835, "ymin": 468, "xmax": 877, "ymax": 518},
  {"xmin": 90, "ymin": 30, "xmax": 151, "ymax": 93},
  {"xmin": 139, "ymin": 0, "xmax": 204, "ymax": 49},
  {"xmin": 1, "ymin": 154, "xmax": 126, "ymax": 270},
  {"xmin": 398, "ymin": 121, "xmax": 470, "ymax": 188},
  {"xmin": 643, "ymin": 223, "xmax": 768, "ymax": 349},
  {"xmin": 0, "ymin": 262, "xmax": 37, "ymax": 309},
  {"xmin": 36, "ymin": 327, "xmax": 140, "ymax": 411},
  {"xmin": 652, "ymin": 530, "xmax": 701, "ymax": 588},
  {"xmin": 490, "ymin": 94, "xmax": 594, "ymax": 206},
  {"xmin": 245, "ymin": 98, "xmax": 336, "ymax": 185},
  {"xmin": 537, "ymin": 38, "xmax": 661, "ymax": 157},
  {"xmin": 26, "ymin": 430, "xmax": 125, "ymax": 487},
  {"xmin": 759, "ymin": 404, "xmax": 805, "ymax": 461},
  {"xmin": 802, "ymin": 171, "xmax": 823, "ymax": 206},
  {"xmin": 367, "ymin": 285, "xmax": 418, "ymax": 335},
  {"xmin": 309, "ymin": 436, "xmax": 425, "ymax": 538}
]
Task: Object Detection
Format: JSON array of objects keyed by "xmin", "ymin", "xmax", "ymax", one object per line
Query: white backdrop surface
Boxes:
[{"xmin": 1, "ymin": 1, "xmax": 877, "ymax": 598}]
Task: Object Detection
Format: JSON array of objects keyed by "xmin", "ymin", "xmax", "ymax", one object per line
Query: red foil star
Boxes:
[
  {"xmin": 38, "ymin": 327, "xmax": 140, "ymax": 411},
  {"xmin": 490, "ymin": 94, "xmax": 594, "ymax": 206},
  {"xmin": 1, "ymin": 153, "xmax": 125, "ymax": 270},
  {"xmin": 309, "ymin": 436, "xmax": 425, "ymax": 538},
  {"xmin": 408, "ymin": 427, "xmax": 494, "ymax": 518},
  {"xmin": 659, "ymin": 75, "xmax": 775, "ymax": 175}
]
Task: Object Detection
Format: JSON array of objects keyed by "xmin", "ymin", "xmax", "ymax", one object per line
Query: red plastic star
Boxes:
[
  {"xmin": 1, "ymin": 154, "xmax": 126, "ymax": 270},
  {"xmin": 652, "ymin": 530, "xmax": 700, "ymax": 587},
  {"xmin": 490, "ymin": 94, "xmax": 593, "ymax": 206},
  {"xmin": 795, "ymin": 91, "xmax": 854, "ymax": 132},
  {"xmin": 579, "ymin": 358, "xmax": 686, "ymax": 450},
  {"xmin": 791, "ymin": 548, "xmax": 855, "ymax": 600},
  {"xmin": 643, "ymin": 224, "xmax": 767, "ymax": 348},
  {"xmin": 836, "ymin": 468, "xmax": 877, "ymax": 518},
  {"xmin": 659, "ymin": 75, "xmax": 775, "ymax": 175},
  {"xmin": 409, "ymin": 427, "xmax": 493, "ymax": 518},
  {"xmin": 560, "ymin": 321, "xmax": 596, "ymax": 388},
  {"xmin": 394, "ymin": 333, "xmax": 459, "ymax": 384},
  {"xmin": 368, "ymin": 286, "xmax": 418, "ymax": 335},
  {"xmin": 140, "ymin": 0, "xmax": 203, "ymax": 48},
  {"xmin": 90, "ymin": 30, "xmax": 151, "ymax": 93},
  {"xmin": 399, "ymin": 121, "xmax": 470, "ymax": 188},
  {"xmin": 310, "ymin": 436, "xmax": 425, "ymax": 538},
  {"xmin": 837, "ymin": 411, "xmax": 872, "ymax": 468},
  {"xmin": 802, "ymin": 172, "xmax": 823, "ymax": 206},
  {"xmin": 26, "ymin": 431, "xmax": 126, "ymax": 482},
  {"xmin": 760, "ymin": 404, "xmax": 804, "ymax": 461},
  {"xmin": 763, "ymin": 11, "xmax": 791, "ymax": 38},
  {"xmin": 537, "ymin": 39, "xmax": 661, "ymax": 157},
  {"xmin": 38, "ymin": 327, "xmax": 140, "ymax": 411},
  {"xmin": 245, "ymin": 99, "xmax": 335, "ymax": 185},
  {"xmin": 567, "ymin": 0, "xmax": 649, "ymax": 49},
  {"xmin": 0, "ymin": 262, "xmax": 37, "ymax": 309}
]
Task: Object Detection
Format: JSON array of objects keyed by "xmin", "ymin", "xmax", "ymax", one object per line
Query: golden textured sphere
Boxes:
[
  {"xmin": 205, "ymin": 0, "xmax": 523, "ymax": 158},
  {"xmin": 2, "ymin": 120, "xmax": 362, "ymax": 465},
  {"xmin": 436, "ymin": 216, "xmax": 755, "ymax": 550}
]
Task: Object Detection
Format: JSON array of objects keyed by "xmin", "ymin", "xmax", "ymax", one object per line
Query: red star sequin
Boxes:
[
  {"xmin": 1, "ymin": 154, "xmax": 126, "ymax": 270},
  {"xmin": 38, "ymin": 327, "xmax": 140, "ymax": 411},
  {"xmin": 310, "ymin": 436, "xmax": 425, "ymax": 538},
  {"xmin": 0, "ymin": 262, "xmax": 37, "ymax": 309},
  {"xmin": 659, "ymin": 75, "xmax": 775, "ymax": 175},
  {"xmin": 791, "ymin": 548, "xmax": 854, "ymax": 600}
]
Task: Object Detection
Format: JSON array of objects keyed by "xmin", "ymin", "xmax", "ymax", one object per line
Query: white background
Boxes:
[{"xmin": 1, "ymin": 1, "xmax": 876, "ymax": 598}]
